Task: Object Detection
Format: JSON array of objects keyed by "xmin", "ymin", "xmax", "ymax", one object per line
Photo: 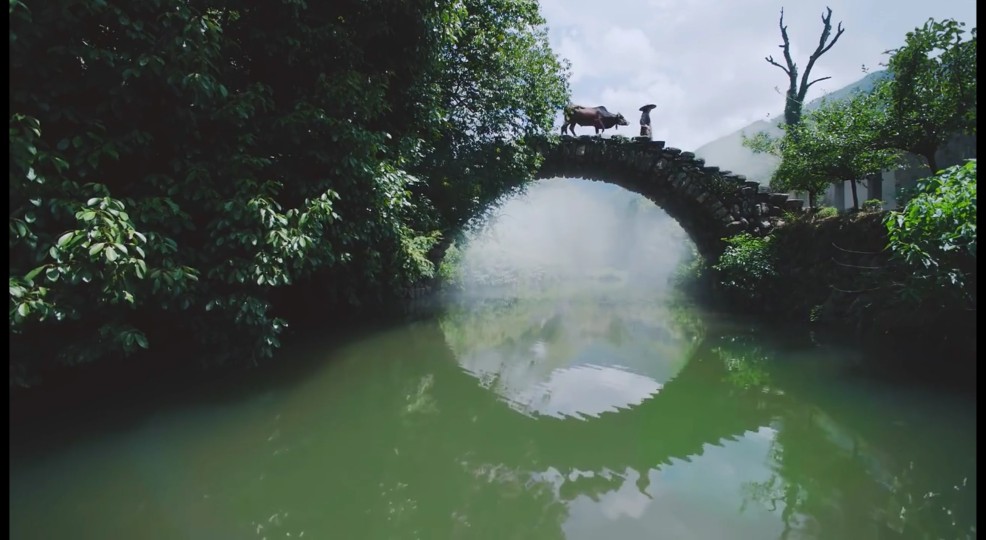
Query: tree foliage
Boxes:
[
  {"xmin": 8, "ymin": 0, "xmax": 570, "ymax": 386},
  {"xmin": 411, "ymin": 0, "xmax": 571, "ymax": 231},
  {"xmin": 875, "ymin": 18, "xmax": 977, "ymax": 173},
  {"xmin": 748, "ymin": 17, "xmax": 975, "ymax": 210},
  {"xmin": 885, "ymin": 160, "xmax": 976, "ymax": 310},
  {"xmin": 712, "ymin": 233, "xmax": 777, "ymax": 302},
  {"xmin": 744, "ymin": 127, "xmax": 831, "ymax": 209},
  {"xmin": 743, "ymin": 91, "xmax": 900, "ymax": 209}
]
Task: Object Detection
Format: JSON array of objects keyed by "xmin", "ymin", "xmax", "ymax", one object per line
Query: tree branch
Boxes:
[
  {"xmin": 778, "ymin": 7, "xmax": 797, "ymax": 82},
  {"xmin": 813, "ymin": 8, "xmax": 845, "ymax": 58},
  {"xmin": 765, "ymin": 55, "xmax": 791, "ymax": 75},
  {"xmin": 799, "ymin": 7, "xmax": 845, "ymax": 99},
  {"xmin": 805, "ymin": 75, "xmax": 832, "ymax": 89}
]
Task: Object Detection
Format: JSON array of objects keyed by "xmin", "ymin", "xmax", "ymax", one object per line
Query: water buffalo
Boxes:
[{"xmin": 561, "ymin": 105, "xmax": 629, "ymax": 136}]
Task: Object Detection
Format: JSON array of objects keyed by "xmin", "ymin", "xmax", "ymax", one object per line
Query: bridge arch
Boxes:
[{"xmin": 528, "ymin": 135, "xmax": 805, "ymax": 257}]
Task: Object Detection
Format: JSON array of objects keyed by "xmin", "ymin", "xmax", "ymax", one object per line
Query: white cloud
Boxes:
[
  {"xmin": 556, "ymin": 26, "xmax": 663, "ymax": 83},
  {"xmin": 540, "ymin": 0, "xmax": 977, "ymax": 151}
]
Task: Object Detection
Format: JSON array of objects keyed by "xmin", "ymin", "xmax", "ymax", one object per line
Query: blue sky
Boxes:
[{"xmin": 539, "ymin": 0, "xmax": 976, "ymax": 150}]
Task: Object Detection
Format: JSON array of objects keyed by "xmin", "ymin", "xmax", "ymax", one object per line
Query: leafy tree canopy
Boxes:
[
  {"xmin": 875, "ymin": 18, "xmax": 977, "ymax": 172},
  {"xmin": 8, "ymin": 0, "xmax": 570, "ymax": 386},
  {"xmin": 745, "ymin": 17, "xmax": 975, "ymax": 207},
  {"xmin": 743, "ymin": 91, "xmax": 900, "ymax": 209}
]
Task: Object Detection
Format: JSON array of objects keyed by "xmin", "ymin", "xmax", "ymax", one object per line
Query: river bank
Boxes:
[{"xmin": 683, "ymin": 210, "xmax": 977, "ymax": 386}]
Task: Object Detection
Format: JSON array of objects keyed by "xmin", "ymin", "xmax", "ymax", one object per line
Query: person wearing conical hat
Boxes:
[{"xmin": 639, "ymin": 104, "xmax": 656, "ymax": 138}]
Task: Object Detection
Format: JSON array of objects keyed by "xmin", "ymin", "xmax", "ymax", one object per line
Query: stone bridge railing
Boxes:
[{"xmin": 529, "ymin": 135, "xmax": 804, "ymax": 257}]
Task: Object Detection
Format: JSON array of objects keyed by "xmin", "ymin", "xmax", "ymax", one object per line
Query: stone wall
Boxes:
[
  {"xmin": 764, "ymin": 212, "xmax": 893, "ymax": 323},
  {"xmin": 531, "ymin": 135, "xmax": 805, "ymax": 257}
]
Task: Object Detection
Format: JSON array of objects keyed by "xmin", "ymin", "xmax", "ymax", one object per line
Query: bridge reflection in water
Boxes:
[{"xmin": 8, "ymin": 297, "xmax": 976, "ymax": 540}]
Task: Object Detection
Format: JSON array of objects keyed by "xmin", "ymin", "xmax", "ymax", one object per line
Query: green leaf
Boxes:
[
  {"xmin": 9, "ymin": 284, "xmax": 27, "ymax": 299},
  {"xmin": 57, "ymin": 231, "xmax": 75, "ymax": 247},
  {"xmin": 24, "ymin": 265, "xmax": 45, "ymax": 282},
  {"xmin": 89, "ymin": 242, "xmax": 105, "ymax": 255}
]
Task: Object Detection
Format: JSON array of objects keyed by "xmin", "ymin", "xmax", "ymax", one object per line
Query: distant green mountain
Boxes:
[
  {"xmin": 803, "ymin": 70, "xmax": 890, "ymax": 112},
  {"xmin": 694, "ymin": 70, "xmax": 890, "ymax": 184}
]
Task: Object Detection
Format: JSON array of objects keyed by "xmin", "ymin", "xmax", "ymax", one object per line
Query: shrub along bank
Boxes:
[{"xmin": 696, "ymin": 161, "xmax": 976, "ymax": 375}]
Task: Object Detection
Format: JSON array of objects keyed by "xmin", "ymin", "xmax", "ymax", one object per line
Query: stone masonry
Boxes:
[{"xmin": 529, "ymin": 135, "xmax": 805, "ymax": 257}]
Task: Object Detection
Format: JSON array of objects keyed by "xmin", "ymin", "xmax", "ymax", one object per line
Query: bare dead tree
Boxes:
[{"xmin": 765, "ymin": 7, "xmax": 845, "ymax": 127}]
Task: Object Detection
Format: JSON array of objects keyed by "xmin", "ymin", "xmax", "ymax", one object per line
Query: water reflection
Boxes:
[
  {"xmin": 703, "ymin": 329, "xmax": 977, "ymax": 540},
  {"xmin": 436, "ymin": 288, "xmax": 977, "ymax": 539},
  {"xmin": 10, "ymin": 297, "xmax": 975, "ymax": 539},
  {"xmin": 8, "ymin": 180, "xmax": 977, "ymax": 539},
  {"xmin": 442, "ymin": 288, "xmax": 689, "ymax": 420}
]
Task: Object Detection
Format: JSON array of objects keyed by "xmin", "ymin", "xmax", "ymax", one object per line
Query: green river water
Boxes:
[
  {"xmin": 9, "ymin": 285, "xmax": 977, "ymax": 540},
  {"xmin": 8, "ymin": 181, "xmax": 977, "ymax": 539}
]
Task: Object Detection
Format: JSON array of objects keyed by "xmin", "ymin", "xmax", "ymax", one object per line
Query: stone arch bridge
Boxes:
[{"xmin": 528, "ymin": 135, "xmax": 805, "ymax": 257}]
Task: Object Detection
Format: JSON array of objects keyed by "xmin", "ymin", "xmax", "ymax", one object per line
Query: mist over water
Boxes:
[
  {"xmin": 454, "ymin": 178, "xmax": 695, "ymax": 293},
  {"xmin": 443, "ymin": 178, "xmax": 699, "ymax": 420}
]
